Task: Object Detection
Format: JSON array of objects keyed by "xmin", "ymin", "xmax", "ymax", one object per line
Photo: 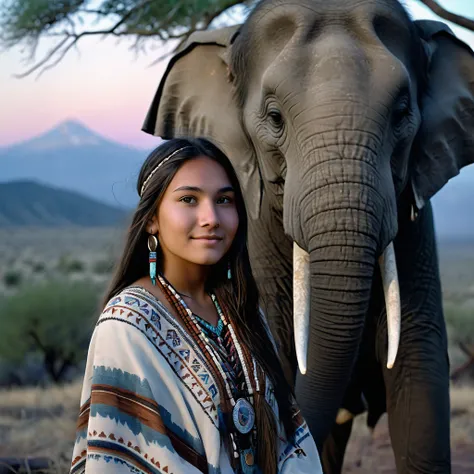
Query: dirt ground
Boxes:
[
  {"xmin": 0, "ymin": 382, "xmax": 472, "ymax": 473},
  {"xmin": 343, "ymin": 386, "xmax": 474, "ymax": 473}
]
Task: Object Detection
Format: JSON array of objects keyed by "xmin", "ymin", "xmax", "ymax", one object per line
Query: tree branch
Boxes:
[
  {"xmin": 33, "ymin": 38, "xmax": 79, "ymax": 79},
  {"xmin": 78, "ymin": 8, "xmax": 110, "ymax": 16},
  {"xmin": 147, "ymin": 0, "xmax": 243, "ymax": 68},
  {"xmin": 458, "ymin": 341, "xmax": 474, "ymax": 358},
  {"xmin": 450, "ymin": 353, "xmax": 474, "ymax": 381},
  {"xmin": 13, "ymin": 0, "xmax": 155, "ymax": 78},
  {"xmin": 27, "ymin": 329, "xmax": 48, "ymax": 354},
  {"xmin": 418, "ymin": 0, "xmax": 474, "ymax": 32},
  {"xmin": 55, "ymin": 352, "xmax": 76, "ymax": 381}
]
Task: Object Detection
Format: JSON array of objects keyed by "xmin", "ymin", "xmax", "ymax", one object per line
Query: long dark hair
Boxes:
[{"xmin": 104, "ymin": 137, "xmax": 296, "ymax": 472}]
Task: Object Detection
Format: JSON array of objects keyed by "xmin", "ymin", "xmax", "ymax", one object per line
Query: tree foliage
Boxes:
[
  {"xmin": 1, "ymin": 0, "xmax": 472, "ymax": 78},
  {"xmin": 0, "ymin": 0, "xmax": 253, "ymax": 77},
  {"xmin": 0, "ymin": 280, "xmax": 102, "ymax": 382}
]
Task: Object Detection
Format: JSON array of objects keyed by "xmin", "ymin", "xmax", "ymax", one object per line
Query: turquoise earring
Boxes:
[
  {"xmin": 227, "ymin": 261, "xmax": 232, "ymax": 280},
  {"xmin": 148, "ymin": 234, "xmax": 158, "ymax": 286}
]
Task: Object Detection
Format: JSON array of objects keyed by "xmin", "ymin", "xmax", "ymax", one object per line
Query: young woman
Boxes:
[{"xmin": 70, "ymin": 138, "xmax": 322, "ymax": 474}]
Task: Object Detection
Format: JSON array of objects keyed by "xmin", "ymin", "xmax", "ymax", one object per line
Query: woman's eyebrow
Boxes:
[
  {"xmin": 219, "ymin": 186, "xmax": 235, "ymax": 193},
  {"xmin": 173, "ymin": 185, "xmax": 235, "ymax": 193},
  {"xmin": 173, "ymin": 185, "xmax": 201, "ymax": 193}
]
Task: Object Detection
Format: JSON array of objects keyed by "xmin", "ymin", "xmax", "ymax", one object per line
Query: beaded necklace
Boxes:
[
  {"xmin": 156, "ymin": 274, "xmax": 260, "ymax": 472},
  {"xmin": 194, "ymin": 313, "xmax": 245, "ymax": 398},
  {"xmin": 193, "ymin": 312, "xmax": 224, "ymax": 337}
]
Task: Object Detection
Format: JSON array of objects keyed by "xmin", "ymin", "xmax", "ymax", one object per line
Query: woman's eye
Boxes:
[
  {"xmin": 180, "ymin": 196, "xmax": 197, "ymax": 204},
  {"xmin": 217, "ymin": 196, "xmax": 233, "ymax": 204}
]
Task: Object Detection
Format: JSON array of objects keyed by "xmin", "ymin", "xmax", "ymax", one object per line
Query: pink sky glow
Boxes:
[
  {"xmin": 0, "ymin": 34, "xmax": 171, "ymax": 150},
  {"xmin": 0, "ymin": 0, "xmax": 472, "ymax": 150}
]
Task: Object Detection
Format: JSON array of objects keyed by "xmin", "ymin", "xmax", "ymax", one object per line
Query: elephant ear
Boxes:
[
  {"xmin": 142, "ymin": 26, "xmax": 262, "ymax": 219},
  {"xmin": 411, "ymin": 20, "xmax": 474, "ymax": 211}
]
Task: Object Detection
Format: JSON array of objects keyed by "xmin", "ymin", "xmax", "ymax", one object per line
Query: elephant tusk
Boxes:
[
  {"xmin": 293, "ymin": 241, "xmax": 311, "ymax": 375},
  {"xmin": 378, "ymin": 242, "xmax": 401, "ymax": 369}
]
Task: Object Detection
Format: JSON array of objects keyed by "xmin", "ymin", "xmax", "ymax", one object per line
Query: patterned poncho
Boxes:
[{"xmin": 70, "ymin": 286, "xmax": 322, "ymax": 473}]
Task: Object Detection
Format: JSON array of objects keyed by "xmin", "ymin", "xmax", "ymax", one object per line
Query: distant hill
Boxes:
[
  {"xmin": 0, "ymin": 120, "xmax": 154, "ymax": 208},
  {"xmin": 0, "ymin": 119, "xmax": 472, "ymax": 238},
  {"xmin": 0, "ymin": 181, "xmax": 128, "ymax": 227}
]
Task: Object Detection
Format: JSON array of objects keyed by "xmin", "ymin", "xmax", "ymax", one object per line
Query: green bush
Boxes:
[
  {"xmin": 57, "ymin": 255, "xmax": 84, "ymax": 274},
  {"xmin": 92, "ymin": 258, "xmax": 113, "ymax": 275},
  {"xmin": 3, "ymin": 269, "xmax": 22, "ymax": 287},
  {"xmin": 0, "ymin": 280, "xmax": 103, "ymax": 381},
  {"xmin": 444, "ymin": 303, "xmax": 474, "ymax": 346},
  {"xmin": 31, "ymin": 261, "xmax": 46, "ymax": 273}
]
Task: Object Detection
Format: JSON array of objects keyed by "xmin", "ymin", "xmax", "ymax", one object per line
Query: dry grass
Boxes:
[
  {"xmin": 450, "ymin": 385, "xmax": 474, "ymax": 445},
  {"xmin": 0, "ymin": 382, "xmax": 473, "ymax": 473},
  {"xmin": 0, "ymin": 380, "xmax": 81, "ymax": 409},
  {"xmin": 0, "ymin": 381, "xmax": 81, "ymax": 473}
]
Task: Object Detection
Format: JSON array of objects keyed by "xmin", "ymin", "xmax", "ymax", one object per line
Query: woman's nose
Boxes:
[{"xmin": 199, "ymin": 200, "xmax": 220, "ymax": 228}]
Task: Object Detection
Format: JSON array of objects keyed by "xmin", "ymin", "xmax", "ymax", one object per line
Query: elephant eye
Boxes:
[
  {"xmin": 392, "ymin": 94, "xmax": 410, "ymax": 128},
  {"xmin": 268, "ymin": 109, "xmax": 284, "ymax": 127}
]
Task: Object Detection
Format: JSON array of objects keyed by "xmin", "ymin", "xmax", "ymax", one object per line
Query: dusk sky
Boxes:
[{"xmin": 0, "ymin": 0, "xmax": 473, "ymax": 150}]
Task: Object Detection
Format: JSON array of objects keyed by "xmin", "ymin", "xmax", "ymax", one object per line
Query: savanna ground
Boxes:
[{"xmin": 0, "ymin": 229, "xmax": 473, "ymax": 473}]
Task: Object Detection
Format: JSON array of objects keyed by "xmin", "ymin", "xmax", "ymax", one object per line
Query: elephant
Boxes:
[{"xmin": 142, "ymin": 0, "xmax": 474, "ymax": 472}]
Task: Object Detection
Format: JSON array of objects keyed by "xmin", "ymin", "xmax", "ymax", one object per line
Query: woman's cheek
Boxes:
[{"xmin": 170, "ymin": 207, "xmax": 192, "ymax": 232}]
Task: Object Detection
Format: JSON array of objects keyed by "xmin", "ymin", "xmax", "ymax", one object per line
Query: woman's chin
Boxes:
[{"xmin": 190, "ymin": 252, "xmax": 225, "ymax": 266}]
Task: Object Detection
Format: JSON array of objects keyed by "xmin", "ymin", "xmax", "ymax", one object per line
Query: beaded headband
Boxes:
[{"xmin": 140, "ymin": 146, "xmax": 191, "ymax": 197}]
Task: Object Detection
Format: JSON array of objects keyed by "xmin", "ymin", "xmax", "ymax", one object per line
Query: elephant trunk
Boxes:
[
  {"xmin": 293, "ymin": 241, "xmax": 400, "ymax": 373},
  {"xmin": 289, "ymin": 153, "xmax": 400, "ymax": 446}
]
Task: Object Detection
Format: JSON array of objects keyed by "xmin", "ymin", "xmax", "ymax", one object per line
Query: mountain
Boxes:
[
  {"xmin": 0, "ymin": 180, "xmax": 128, "ymax": 227},
  {"xmin": 0, "ymin": 120, "xmax": 152, "ymax": 208},
  {"xmin": 1, "ymin": 120, "xmax": 473, "ymax": 238}
]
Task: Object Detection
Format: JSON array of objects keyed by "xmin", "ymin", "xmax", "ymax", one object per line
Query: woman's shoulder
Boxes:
[
  {"xmin": 93, "ymin": 286, "xmax": 172, "ymax": 348},
  {"xmin": 101, "ymin": 286, "xmax": 169, "ymax": 321},
  {"xmin": 91, "ymin": 287, "xmax": 181, "ymax": 370}
]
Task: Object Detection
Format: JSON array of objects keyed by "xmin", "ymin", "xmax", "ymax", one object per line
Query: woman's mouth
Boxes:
[{"xmin": 192, "ymin": 235, "xmax": 223, "ymax": 245}]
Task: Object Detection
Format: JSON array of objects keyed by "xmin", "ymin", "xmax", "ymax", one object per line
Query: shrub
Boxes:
[
  {"xmin": 445, "ymin": 303, "xmax": 474, "ymax": 347},
  {"xmin": 445, "ymin": 303, "xmax": 474, "ymax": 382},
  {"xmin": 4, "ymin": 269, "xmax": 22, "ymax": 287},
  {"xmin": 32, "ymin": 261, "xmax": 46, "ymax": 273},
  {"xmin": 56, "ymin": 255, "xmax": 84, "ymax": 274},
  {"xmin": 0, "ymin": 280, "xmax": 103, "ymax": 382},
  {"xmin": 92, "ymin": 258, "xmax": 113, "ymax": 275}
]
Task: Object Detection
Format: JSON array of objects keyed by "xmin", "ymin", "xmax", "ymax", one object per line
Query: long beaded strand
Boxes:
[
  {"xmin": 158, "ymin": 274, "xmax": 239, "ymax": 406},
  {"xmin": 157, "ymin": 275, "xmax": 244, "ymax": 461},
  {"xmin": 155, "ymin": 276, "xmax": 232, "ymax": 418},
  {"xmin": 156, "ymin": 274, "xmax": 261, "ymax": 465},
  {"xmin": 211, "ymin": 294, "xmax": 256, "ymax": 402},
  {"xmin": 217, "ymin": 296, "xmax": 263, "ymax": 397}
]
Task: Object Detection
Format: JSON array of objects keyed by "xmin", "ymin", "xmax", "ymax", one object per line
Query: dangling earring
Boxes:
[
  {"xmin": 148, "ymin": 234, "xmax": 158, "ymax": 286},
  {"xmin": 227, "ymin": 261, "xmax": 232, "ymax": 281}
]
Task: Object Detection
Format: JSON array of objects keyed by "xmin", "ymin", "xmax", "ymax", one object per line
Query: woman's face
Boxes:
[{"xmin": 152, "ymin": 156, "xmax": 239, "ymax": 268}]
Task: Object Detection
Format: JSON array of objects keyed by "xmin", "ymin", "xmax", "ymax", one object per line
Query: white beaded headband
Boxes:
[{"xmin": 140, "ymin": 146, "xmax": 191, "ymax": 197}]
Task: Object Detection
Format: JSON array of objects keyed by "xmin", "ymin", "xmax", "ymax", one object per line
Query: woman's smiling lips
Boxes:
[{"xmin": 191, "ymin": 235, "xmax": 223, "ymax": 245}]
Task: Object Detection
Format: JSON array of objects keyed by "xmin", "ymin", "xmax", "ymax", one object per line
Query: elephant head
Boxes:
[{"xmin": 143, "ymin": 0, "xmax": 474, "ymax": 447}]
